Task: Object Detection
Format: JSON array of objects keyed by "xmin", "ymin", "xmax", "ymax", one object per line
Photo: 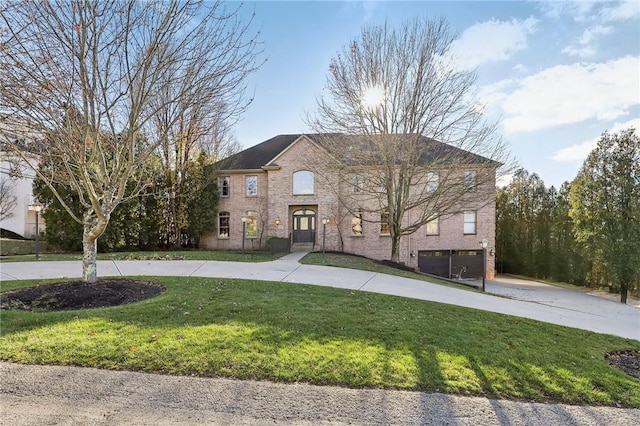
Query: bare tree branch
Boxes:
[
  {"xmin": 0, "ymin": 0, "xmax": 261, "ymax": 280},
  {"xmin": 307, "ymin": 18, "xmax": 516, "ymax": 262}
]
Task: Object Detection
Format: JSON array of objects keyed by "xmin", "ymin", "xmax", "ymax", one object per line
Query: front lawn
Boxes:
[{"xmin": 1, "ymin": 277, "xmax": 639, "ymax": 407}]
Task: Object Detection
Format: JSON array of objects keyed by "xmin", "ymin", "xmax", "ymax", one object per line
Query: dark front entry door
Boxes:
[{"xmin": 292, "ymin": 209, "xmax": 316, "ymax": 243}]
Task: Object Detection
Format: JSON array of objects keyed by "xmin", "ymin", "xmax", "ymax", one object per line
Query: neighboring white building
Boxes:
[{"xmin": 0, "ymin": 116, "xmax": 45, "ymax": 239}]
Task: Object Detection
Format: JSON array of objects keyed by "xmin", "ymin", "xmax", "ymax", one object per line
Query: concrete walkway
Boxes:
[{"xmin": 2, "ymin": 252, "xmax": 638, "ymax": 340}]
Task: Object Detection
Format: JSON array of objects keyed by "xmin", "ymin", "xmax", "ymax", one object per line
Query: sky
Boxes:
[{"xmin": 232, "ymin": 0, "xmax": 640, "ymax": 189}]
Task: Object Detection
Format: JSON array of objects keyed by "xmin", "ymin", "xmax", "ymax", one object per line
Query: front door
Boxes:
[{"xmin": 292, "ymin": 209, "xmax": 316, "ymax": 243}]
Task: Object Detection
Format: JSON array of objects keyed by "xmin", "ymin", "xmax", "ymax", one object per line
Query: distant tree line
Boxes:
[{"xmin": 496, "ymin": 128, "xmax": 639, "ymax": 303}]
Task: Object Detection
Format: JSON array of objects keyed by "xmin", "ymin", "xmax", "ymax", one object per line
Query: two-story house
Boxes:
[{"xmin": 201, "ymin": 134, "xmax": 498, "ymax": 279}]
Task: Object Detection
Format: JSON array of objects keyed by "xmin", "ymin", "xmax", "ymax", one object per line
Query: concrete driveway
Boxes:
[
  {"xmin": 484, "ymin": 275, "xmax": 639, "ymax": 339},
  {"xmin": 1, "ymin": 253, "xmax": 639, "ymax": 340}
]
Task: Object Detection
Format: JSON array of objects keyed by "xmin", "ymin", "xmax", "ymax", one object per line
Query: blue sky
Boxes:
[{"xmin": 232, "ymin": 1, "xmax": 640, "ymax": 188}]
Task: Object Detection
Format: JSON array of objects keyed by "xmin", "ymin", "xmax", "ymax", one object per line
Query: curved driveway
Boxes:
[{"xmin": 1, "ymin": 252, "xmax": 638, "ymax": 340}]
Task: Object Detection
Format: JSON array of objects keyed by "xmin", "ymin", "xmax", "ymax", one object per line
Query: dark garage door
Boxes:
[
  {"xmin": 451, "ymin": 250, "xmax": 483, "ymax": 279},
  {"xmin": 418, "ymin": 249, "xmax": 484, "ymax": 279},
  {"xmin": 418, "ymin": 250, "xmax": 450, "ymax": 278}
]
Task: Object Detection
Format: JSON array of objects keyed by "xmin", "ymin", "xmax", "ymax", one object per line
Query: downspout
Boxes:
[{"xmin": 407, "ymin": 209, "xmax": 412, "ymax": 267}]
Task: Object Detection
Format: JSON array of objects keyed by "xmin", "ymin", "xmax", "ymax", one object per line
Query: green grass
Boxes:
[
  {"xmin": 1, "ymin": 277, "xmax": 639, "ymax": 407},
  {"xmin": 0, "ymin": 250, "xmax": 284, "ymax": 263},
  {"xmin": 302, "ymin": 252, "xmax": 475, "ymax": 291}
]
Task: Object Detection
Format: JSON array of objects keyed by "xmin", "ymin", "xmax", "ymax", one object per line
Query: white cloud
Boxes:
[
  {"xmin": 512, "ymin": 63, "xmax": 528, "ymax": 73},
  {"xmin": 579, "ymin": 25, "xmax": 613, "ymax": 44},
  {"xmin": 539, "ymin": 0, "xmax": 639, "ymax": 23},
  {"xmin": 561, "ymin": 45, "xmax": 596, "ymax": 58},
  {"xmin": 562, "ymin": 25, "xmax": 612, "ymax": 58},
  {"xmin": 601, "ymin": 0, "xmax": 640, "ymax": 21},
  {"xmin": 550, "ymin": 139, "xmax": 599, "ymax": 162},
  {"xmin": 446, "ymin": 17, "xmax": 538, "ymax": 70},
  {"xmin": 551, "ymin": 117, "xmax": 640, "ymax": 162},
  {"xmin": 497, "ymin": 56, "xmax": 640, "ymax": 134},
  {"xmin": 538, "ymin": 0, "xmax": 596, "ymax": 21},
  {"xmin": 496, "ymin": 173, "xmax": 514, "ymax": 188}
]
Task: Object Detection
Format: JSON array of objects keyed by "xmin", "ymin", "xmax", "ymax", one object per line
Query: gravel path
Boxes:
[{"xmin": 1, "ymin": 362, "xmax": 638, "ymax": 425}]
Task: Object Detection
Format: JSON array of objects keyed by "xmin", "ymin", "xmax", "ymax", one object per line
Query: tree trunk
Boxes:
[
  {"xmin": 82, "ymin": 211, "xmax": 108, "ymax": 283},
  {"xmin": 391, "ymin": 234, "xmax": 401, "ymax": 263},
  {"xmin": 82, "ymin": 230, "xmax": 98, "ymax": 283},
  {"xmin": 620, "ymin": 283, "xmax": 628, "ymax": 304}
]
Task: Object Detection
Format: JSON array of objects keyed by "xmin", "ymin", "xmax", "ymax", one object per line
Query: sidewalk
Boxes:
[{"xmin": 1, "ymin": 253, "xmax": 639, "ymax": 340}]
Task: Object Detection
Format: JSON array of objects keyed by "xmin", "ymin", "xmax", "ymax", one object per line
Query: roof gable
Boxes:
[{"xmin": 215, "ymin": 134, "xmax": 302, "ymax": 170}]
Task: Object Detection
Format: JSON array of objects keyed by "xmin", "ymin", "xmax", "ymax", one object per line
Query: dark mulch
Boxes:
[
  {"xmin": 0, "ymin": 279, "xmax": 165, "ymax": 311},
  {"xmin": 606, "ymin": 350, "xmax": 640, "ymax": 380}
]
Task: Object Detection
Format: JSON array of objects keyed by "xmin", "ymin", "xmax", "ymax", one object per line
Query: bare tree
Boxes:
[
  {"xmin": 308, "ymin": 18, "xmax": 514, "ymax": 262},
  {"xmin": 148, "ymin": 4, "xmax": 260, "ymax": 245},
  {"xmin": 0, "ymin": 0, "xmax": 261, "ymax": 281},
  {"xmin": 0, "ymin": 177, "xmax": 17, "ymax": 222}
]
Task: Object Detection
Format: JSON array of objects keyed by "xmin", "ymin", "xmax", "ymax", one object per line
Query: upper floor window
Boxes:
[
  {"xmin": 427, "ymin": 172, "xmax": 439, "ymax": 193},
  {"xmin": 379, "ymin": 172, "xmax": 387, "ymax": 193},
  {"xmin": 463, "ymin": 210, "xmax": 477, "ymax": 235},
  {"xmin": 245, "ymin": 175, "xmax": 258, "ymax": 196},
  {"xmin": 464, "ymin": 171, "xmax": 477, "ymax": 192},
  {"xmin": 351, "ymin": 174, "xmax": 364, "ymax": 193},
  {"xmin": 380, "ymin": 209, "xmax": 390, "ymax": 235},
  {"xmin": 245, "ymin": 210, "xmax": 258, "ymax": 237},
  {"xmin": 219, "ymin": 176, "xmax": 230, "ymax": 197},
  {"xmin": 218, "ymin": 212, "xmax": 230, "ymax": 238},
  {"xmin": 351, "ymin": 209, "xmax": 363, "ymax": 235},
  {"xmin": 293, "ymin": 170, "xmax": 315, "ymax": 195},
  {"xmin": 426, "ymin": 216, "xmax": 439, "ymax": 235}
]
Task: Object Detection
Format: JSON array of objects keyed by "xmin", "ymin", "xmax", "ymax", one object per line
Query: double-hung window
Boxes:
[
  {"xmin": 463, "ymin": 211, "xmax": 477, "ymax": 234},
  {"xmin": 380, "ymin": 209, "xmax": 390, "ymax": 235},
  {"xmin": 427, "ymin": 172, "xmax": 439, "ymax": 193},
  {"xmin": 352, "ymin": 209, "xmax": 363, "ymax": 235},
  {"xmin": 246, "ymin": 175, "xmax": 258, "ymax": 196},
  {"xmin": 426, "ymin": 216, "xmax": 439, "ymax": 235},
  {"xmin": 218, "ymin": 212, "xmax": 230, "ymax": 238},
  {"xmin": 245, "ymin": 210, "xmax": 258, "ymax": 237},
  {"xmin": 219, "ymin": 176, "xmax": 230, "ymax": 197},
  {"xmin": 351, "ymin": 175, "xmax": 364, "ymax": 193},
  {"xmin": 464, "ymin": 171, "xmax": 477, "ymax": 192}
]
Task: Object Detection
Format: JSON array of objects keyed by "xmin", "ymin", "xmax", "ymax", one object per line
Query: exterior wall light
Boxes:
[{"xmin": 28, "ymin": 203, "xmax": 43, "ymax": 260}]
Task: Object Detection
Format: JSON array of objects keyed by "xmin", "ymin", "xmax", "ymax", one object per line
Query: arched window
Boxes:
[{"xmin": 293, "ymin": 170, "xmax": 314, "ymax": 195}]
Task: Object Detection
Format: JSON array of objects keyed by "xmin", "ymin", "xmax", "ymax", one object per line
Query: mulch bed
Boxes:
[
  {"xmin": 605, "ymin": 350, "xmax": 640, "ymax": 381},
  {"xmin": 0, "ymin": 279, "xmax": 165, "ymax": 311}
]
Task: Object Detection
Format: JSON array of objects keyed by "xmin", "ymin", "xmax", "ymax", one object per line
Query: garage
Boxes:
[{"xmin": 418, "ymin": 249, "xmax": 484, "ymax": 279}]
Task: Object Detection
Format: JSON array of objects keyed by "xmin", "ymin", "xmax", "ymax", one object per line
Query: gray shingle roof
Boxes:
[{"xmin": 215, "ymin": 133, "xmax": 500, "ymax": 170}]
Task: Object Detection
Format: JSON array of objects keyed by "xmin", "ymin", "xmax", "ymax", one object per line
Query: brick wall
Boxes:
[{"xmin": 202, "ymin": 135, "xmax": 497, "ymax": 278}]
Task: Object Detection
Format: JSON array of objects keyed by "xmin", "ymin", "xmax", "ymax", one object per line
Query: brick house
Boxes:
[{"xmin": 201, "ymin": 134, "xmax": 498, "ymax": 279}]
